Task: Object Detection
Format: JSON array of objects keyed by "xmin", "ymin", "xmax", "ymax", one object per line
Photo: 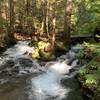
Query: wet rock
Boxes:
[
  {"xmin": 19, "ymin": 70, "xmax": 28, "ymax": 74},
  {"xmin": 11, "ymin": 66, "xmax": 19, "ymax": 73},
  {"xmin": 71, "ymin": 45, "xmax": 83, "ymax": 53},
  {"xmin": 0, "ymin": 70, "xmax": 8, "ymax": 76},
  {"xmin": 71, "ymin": 59, "xmax": 79, "ymax": 67},
  {"xmin": 57, "ymin": 55, "xmax": 67, "ymax": 61},
  {"xmin": 18, "ymin": 58, "xmax": 33, "ymax": 67},
  {"xmin": 6, "ymin": 60, "xmax": 15, "ymax": 67},
  {"xmin": 0, "ymin": 79, "xmax": 9, "ymax": 84},
  {"xmin": 39, "ymin": 61, "xmax": 46, "ymax": 66},
  {"xmin": 67, "ymin": 51, "xmax": 76, "ymax": 60},
  {"xmin": 0, "ymin": 69, "xmax": 15, "ymax": 79},
  {"xmin": 0, "ymin": 60, "xmax": 15, "ymax": 70}
]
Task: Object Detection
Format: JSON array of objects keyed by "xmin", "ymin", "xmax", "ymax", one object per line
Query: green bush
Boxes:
[{"xmin": 78, "ymin": 42, "xmax": 100, "ymax": 100}]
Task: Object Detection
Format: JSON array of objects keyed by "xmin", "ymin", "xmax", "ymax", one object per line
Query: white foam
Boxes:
[
  {"xmin": 4, "ymin": 41, "xmax": 34, "ymax": 58},
  {"xmin": 48, "ymin": 62, "xmax": 72, "ymax": 74},
  {"xmin": 30, "ymin": 61, "xmax": 75, "ymax": 100}
]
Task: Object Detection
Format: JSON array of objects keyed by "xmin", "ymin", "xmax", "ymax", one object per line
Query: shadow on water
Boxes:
[
  {"xmin": 0, "ymin": 77, "xmax": 27, "ymax": 100},
  {"xmin": 62, "ymin": 77, "xmax": 83, "ymax": 100}
]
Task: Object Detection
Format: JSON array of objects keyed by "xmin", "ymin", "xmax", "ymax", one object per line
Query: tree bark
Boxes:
[
  {"xmin": 64, "ymin": 0, "xmax": 72, "ymax": 50},
  {"xmin": 51, "ymin": 0, "xmax": 56, "ymax": 51},
  {"xmin": 7, "ymin": 0, "xmax": 16, "ymax": 44},
  {"xmin": 32, "ymin": 0, "xmax": 36, "ymax": 16}
]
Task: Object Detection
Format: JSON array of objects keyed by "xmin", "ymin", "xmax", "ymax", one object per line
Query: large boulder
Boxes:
[{"xmin": 31, "ymin": 41, "xmax": 55, "ymax": 60}]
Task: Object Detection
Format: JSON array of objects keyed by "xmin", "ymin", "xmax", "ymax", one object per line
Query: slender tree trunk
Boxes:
[
  {"xmin": 46, "ymin": 0, "xmax": 49, "ymax": 38},
  {"xmin": 4, "ymin": 0, "xmax": 9, "ymax": 43},
  {"xmin": 51, "ymin": 17, "xmax": 56, "ymax": 50},
  {"xmin": 51, "ymin": 0, "xmax": 56, "ymax": 51},
  {"xmin": 77, "ymin": 0, "xmax": 88, "ymax": 25},
  {"xmin": 8, "ymin": 0, "xmax": 16, "ymax": 44},
  {"xmin": 40, "ymin": 0, "xmax": 46, "ymax": 35},
  {"xmin": 32, "ymin": 0, "xmax": 36, "ymax": 16},
  {"xmin": 18, "ymin": 0, "xmax": 24, "ymax": 30},
  {"xmin": 26, "ymin": 0, "xmax": 30, "ymax": 27},
  {"xmin": 0, "ymin": 1, "xmax": 2, "ymax": 20},
  {"xmin": 64, "ymin": 0, "xmax": 72, "ymax": 50},
  {"xmin": 0, "ymin": 1, "xmax": 2, "ymax": 45}
]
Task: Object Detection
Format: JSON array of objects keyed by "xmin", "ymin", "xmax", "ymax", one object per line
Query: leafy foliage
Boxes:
[{"xmin": 78, "ymin": 42, "xmax": 100, "ymax": 99}]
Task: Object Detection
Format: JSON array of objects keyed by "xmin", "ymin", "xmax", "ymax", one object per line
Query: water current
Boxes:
[{"xmin": 0, "ymin": 41, "xmax": 84, "ymax": 100}]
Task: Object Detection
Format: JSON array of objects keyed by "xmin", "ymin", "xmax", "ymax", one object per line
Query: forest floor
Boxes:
[{"xmin": 14, "ymin": 33, "xmax": 31, "ymax": 41}]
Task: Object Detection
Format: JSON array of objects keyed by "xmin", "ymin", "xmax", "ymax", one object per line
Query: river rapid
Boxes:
[{"xmin": 0, "ymin": 41, "xmax": 84, "ymax": 100}]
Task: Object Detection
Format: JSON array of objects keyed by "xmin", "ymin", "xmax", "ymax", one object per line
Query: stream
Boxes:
[{"xmin": 0, "ymin": 41, "xmax": 85, "ymax": 100}]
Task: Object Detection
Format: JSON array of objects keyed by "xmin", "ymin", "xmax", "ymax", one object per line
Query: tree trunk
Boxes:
[
  {"xmin": 64, "ymin": 0, "xmax": 72, "ymax": 50},
  {"xmin": 46, "ymin": 0, "xmax": 49, "ymax": 38},
  {"xmin": 40, "ymin": 0, "xmax": 46, "ymax": 35},
  {"xmin": 32, "ymin": 0, "xmax": 36, "ymax": 16},
  {"xmin": 77, "ymin": 0, "xmax": 89, "ymax": 26},
  {"xmin": 7, "ymin": 0, "xmax": 16, "ymax": 45},
  {"xmin": 51, "ymin": 0, "xmax": 56, "ymax": 51}
]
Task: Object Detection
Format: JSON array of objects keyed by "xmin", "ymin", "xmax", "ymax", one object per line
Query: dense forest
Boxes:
[
  {"xmin": 0, "ymin": 0, "xmax": 99, "ymax": 49},
  {"xmin": 0, "ymin": 0, "xmax": 100, "ymax": 100}
]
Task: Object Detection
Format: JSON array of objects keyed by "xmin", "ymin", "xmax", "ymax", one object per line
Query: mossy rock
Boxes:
[
  {"xmin": 31, "ymin": 48, "xmax": 40, "ymax": 59},
  {"xmin": 39, "ymin": 49, "xmax": 55, "ymax": 60},
  {"xmin": 38, "ymin": 41, "xmax": 51, "ymax": 50},
  {"xmin": 38, "ymin": 41, "xmax": 55, "ymax": 60},
  {"xmin": 31, "ymin": 41, "xmax": 55, "ymax": 60}
]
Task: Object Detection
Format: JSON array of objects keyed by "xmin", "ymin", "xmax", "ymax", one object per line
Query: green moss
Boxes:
[
  {"xmin": 78, "ymin": 42, "xmax": 100, "ymax": 60},
  {"xmin": 79, "ymin": 67, "xmax": 89, "ymax": 75},
  {"xmin": 38, "ymin": 41, "xmax": 51, "ymax": 50},
  {"xmin": 39, "ymin": 49, "xmax": 55, "ymax": 60},
  {"xmin": 31, "ymin": 41, "xmax": 55, "ymax": 60},
  {"xmin": 85, "ymin": 74, "xmax": 98, "ymax": 87},
  {"xmin": 31, "ymin": 48, "xmax": 40, "ymax": 59}
]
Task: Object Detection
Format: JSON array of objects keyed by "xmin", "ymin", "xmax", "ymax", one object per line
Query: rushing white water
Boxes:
[
  {"xmin": 30, "ymin": 62, "xmax": 73, "ymax": 100},
  {"xmin": 0, "ymin": 41, "xmax": 83, "ymax": 100},
  {"xmin": 3, "ymin": 41, "xmax": 34, "ymax": 58},
  {"xmin": 29, "ymin": 52, "xmax": 80, "ymax": 100}
]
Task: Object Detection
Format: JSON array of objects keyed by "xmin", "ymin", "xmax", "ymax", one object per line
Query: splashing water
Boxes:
[
  {"xmin": 3, "ymin": 41, "xmax": 34, "ymax": 58},
  {"xmin": 29, "ymin": 59, "xmax": 79, "ymax": 100},
  {"xmin": 0, "ymin": 41, "xmax": 83, "ymax": 100},
  {"xmin": 27, "ymin": 44, "xmax": 83, "ymax": 100}
]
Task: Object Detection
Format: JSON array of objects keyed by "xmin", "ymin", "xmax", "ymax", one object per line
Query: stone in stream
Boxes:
[
  {"xmin": 0, "ymin": 60, "xmax": 15, "ymax": 70},
  {"xmin": 18, "ymin": 58, "xmax": 33, "ymax": 68}
]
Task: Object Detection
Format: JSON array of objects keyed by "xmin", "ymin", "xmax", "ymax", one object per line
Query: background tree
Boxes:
[
  {"xmin": 6, "ymin": 0, "xmax": 16, "ymax": 45},
  {"xmin": 0, "ymin": 0, "xmax": 99, "ymax": 51},
  {"xmin": 64, "ymin": 0, "xmax": 72, "ymax": 50}
]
